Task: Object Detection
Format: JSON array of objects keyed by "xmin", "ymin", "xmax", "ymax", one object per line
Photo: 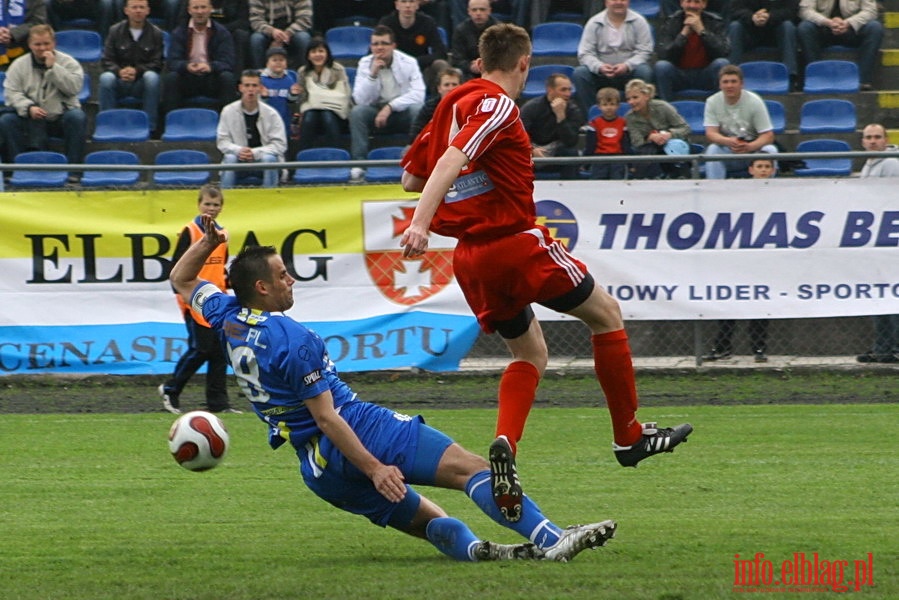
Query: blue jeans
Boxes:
[
  {"xmin": 299, "ymin": 109, "xmax": 345, "ymax": 151},
  {"xmin": 249, "ymin": 30, "xmax": 311, "ymax": 69},
  {"xmin": 797, "ymin": 20, "xmax": 884, "ymax": 85},
  {"xmin": 653, "ymin": 58, "xmax": 730, "ymax": 101},
  {"xmin": 728, "ymin": 20, "xmax": 799, "ymax": 77},
  {"xmin": 349, "ymin": 103, "xmax": 421, "ymax": 160},
  {"xmin": 0, "ymin": 108, "xmax": 86, "ymax": 165},
  {"xmin": 220, "ymin": 152, "xmax": 280, "ymax": 188},
  {"xmin": 571, "ymin": 63, "xmax": 653, "ymax": 115},
  {"xmin": 704, "ymin": 143, "xmax": 778, "ymax": 179},
  {"xmin": 98, "ymin": 70, "xmax": 161, "ymax": 131}
]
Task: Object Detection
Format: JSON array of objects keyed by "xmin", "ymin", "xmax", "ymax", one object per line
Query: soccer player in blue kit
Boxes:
[{"xmin": 168, "ymin": 215, "xmax": 617, "ymax": 562}]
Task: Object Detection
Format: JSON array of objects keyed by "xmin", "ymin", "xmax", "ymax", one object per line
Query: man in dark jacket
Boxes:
[
  {"xmin": 99, "ymin": 0, "xmax": 165, "ymax": 132},
  {"xmin": 728, "ymin": 0, "xmax": 799, "ymax": 90},
  {"xmin": 653, "ymin": 0, "xmax": 730, "ymax": 101},
  {"xmin": 450, "ymin": 0, "xmax": 496, "ymax": 80},
  {"xmin": 520, "ymin": 73, "xmax": 585, "ymax": 180},
  {"xmin": 162, "ymin": 0, "xmax": 236, "ymax": 114},
  {"xmin": 380, "ymin": 0, "xmax": 448, "ymax": 92},
  {"xmin": 177, "ymin": 0, "xmax": 250, "ymax": 72}
]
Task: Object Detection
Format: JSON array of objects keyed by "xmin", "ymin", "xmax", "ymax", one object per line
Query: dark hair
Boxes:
[
  {"xmin": 198, "ymin": 184, "xmax": 223, "ymax": 203},
  {"xmin": 718, "ymin": 64, "xmax": 743, "ymax": 82},
  {"xmin": 372, "ymin": 25, "xmax": 395, "ymax": 43},
  {"xmin": 305, "ymin": 37, "xmax": 334, "ymax": 69},
  {"xmin": 229, "ymin": 246, "xmax": 278, "ymax": 306},
  {"xmin": 478, "ymin": 23, "xmax": 530, "ymax": 73}
]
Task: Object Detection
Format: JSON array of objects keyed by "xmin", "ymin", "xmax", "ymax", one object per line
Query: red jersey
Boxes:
[
  {"xmin": 590, "ymin": 115, "xmax": 627, "ymax": 155},
  {"xmin": 403, "ymin": 78, "xmax": 536, "ymax": 240}
]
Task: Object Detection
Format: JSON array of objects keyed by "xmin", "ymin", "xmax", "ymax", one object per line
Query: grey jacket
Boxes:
[
  {"xmin": 5, "ymin": 50, "xmax": 83, "ymax": 119},
  {"xmin": 860, "ymin": 147, "xmax": 899, "ymax": 177}
]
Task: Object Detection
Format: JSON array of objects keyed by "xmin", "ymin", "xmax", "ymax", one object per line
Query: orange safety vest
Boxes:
[{"xmin": 175, "ymin": 218, "xmax": 228, "ymax": 327}]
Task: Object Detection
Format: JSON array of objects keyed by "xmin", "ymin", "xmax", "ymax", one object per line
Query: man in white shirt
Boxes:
[
  {"xmin": 349, "ymin": 25, "xmax": 426, "ymax": 181},
  {"xmin": 216, "ymin": 70, "xmax": 286, "ymax": 188}
]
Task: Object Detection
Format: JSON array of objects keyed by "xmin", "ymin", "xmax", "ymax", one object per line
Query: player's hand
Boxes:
[
  {"xmin": 200, "ymin": 215, "xmax": 227, "ymax": 245},
  {"xmin": 371, "ymin": 464, "xmax": 406, "ymax": 503},
  {"xmin": 401, "ymin": 224, "xmax": 430, "ymax": 258}
]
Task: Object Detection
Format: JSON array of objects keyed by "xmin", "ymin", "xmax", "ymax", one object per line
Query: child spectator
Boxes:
[
  {"xmin": 703, "ymin": 155, "xmax": 774, "ymax": 363},
  {"xmin": 586, "ymin": 87, "xmax": 629, "ymax": 180},
  {"xmin": 260, "ymin": 46, "xmax": 300, "ymax": 140}
]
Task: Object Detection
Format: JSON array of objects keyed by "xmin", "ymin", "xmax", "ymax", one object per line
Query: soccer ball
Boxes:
[{"xmin": 168, "ymin": 411, "xmax": 230, "ymax": 471}]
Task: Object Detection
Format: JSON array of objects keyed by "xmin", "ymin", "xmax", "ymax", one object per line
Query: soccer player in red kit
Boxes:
[{"xmin": 400, "ymin": 23, "xmax": 692, "ymax": 522}]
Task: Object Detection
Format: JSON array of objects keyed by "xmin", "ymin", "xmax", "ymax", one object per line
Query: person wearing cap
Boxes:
[
  {"xmin": 248, "ymin": 0, "xmax": 312, "ymax": 69},
  {"xmin": 703, "ymin": 63, "xmax": 777, "ymax": 180},
  {"xmin": 519, "ymin": 72, "xmax": 585, "ymax": 180},
  {"xmin": 623, "ymin": 78, "xmax": 691, "ymax": 179}
]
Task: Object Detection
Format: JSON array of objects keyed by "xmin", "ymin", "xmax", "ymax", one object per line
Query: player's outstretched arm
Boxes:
[
  {"xmin": 400, "ymin": 146, "xmax": 468, "ymax": 258},
  {"xmin": 169, "ymin": 214, "xmax": 227, "ymax": 304}
]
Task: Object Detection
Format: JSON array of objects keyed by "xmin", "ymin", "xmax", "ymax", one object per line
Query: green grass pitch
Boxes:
[{"xmin": 1, "ymin": 404, "xmax": 896, "ymax": 599}]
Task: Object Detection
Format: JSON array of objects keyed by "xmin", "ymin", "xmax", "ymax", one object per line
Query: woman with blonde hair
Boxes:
[{"xmin": 624, "ymin": 79, "xmax": 691, "ymax": 179}]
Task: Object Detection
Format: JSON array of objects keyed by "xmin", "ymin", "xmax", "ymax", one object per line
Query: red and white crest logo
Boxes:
[{"xmin": 362, "ymin": 202, "xmax": 457, "ymax": 306}]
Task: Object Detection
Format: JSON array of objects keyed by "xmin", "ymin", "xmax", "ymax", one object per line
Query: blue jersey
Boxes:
[
  {"xmin": 260, "ymin": 70, "xmax": 296, "ymax": 134},
  {"xmin": 192, "ymin": 281, "xmax": 357, "ymax": 451}
]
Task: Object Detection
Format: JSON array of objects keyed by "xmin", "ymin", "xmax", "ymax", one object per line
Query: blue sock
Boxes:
[
  {"xmin": 425, "ymin": 517, "xmax": 481, "ymax": 562},
  {"xmin": 465, "ymin": 470, "xmax": 562, "ymax": 549}
]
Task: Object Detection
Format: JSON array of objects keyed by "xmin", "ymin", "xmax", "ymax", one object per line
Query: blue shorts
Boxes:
[{"xmin": 297, "ymin": 401, "xmax": 453, "ymax": 528}]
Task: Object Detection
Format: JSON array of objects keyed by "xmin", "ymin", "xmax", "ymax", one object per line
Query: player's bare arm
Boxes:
[
  {"xmin": 169, "ymin": 215, "xmax": 227, "ymax": 303},
  {"xmin": 304, "ymin": 391, "xmax": 407, "ymax": 503},
  {"xmin": 401, "ymin": 147, "xmax": 469, "ymax": 257}
]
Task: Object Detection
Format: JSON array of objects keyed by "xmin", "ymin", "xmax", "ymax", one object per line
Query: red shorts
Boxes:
[{"xmin": 453, "ymin": 225, "xmax": 589, "ymax": 333}]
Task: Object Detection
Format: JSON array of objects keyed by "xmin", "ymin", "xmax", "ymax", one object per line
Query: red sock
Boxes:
[
  {"xmin": 495, "ymin": 360, "xmax": 540, "ymax": 454},
  {"xmin": 592, "ymin": 330, "xmax": 643, "ymax": 446}
]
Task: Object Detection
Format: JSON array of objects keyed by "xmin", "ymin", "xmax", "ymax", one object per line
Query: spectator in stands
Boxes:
[
  {"xmin": 248, "ymin": 0, "xmax": 312, "ymax": 70},
  {"xmin": 451, "ymin": 0, "xmax": 497, "ymax": 81},
  {"xmin": 296, "ymin": 37, "xmax": 352, "ymax": 151},
  {"xmin": 450, "ymin": 0, "xmax": 528, "ymax": 31},
  {"xmin": 260, "ymin": 46, "xmax": 299, "ymax": 138},
  {"xmin": 728, "ymin": 0, "xmax": 800, "ymax": 91},
  {"xmin": 162, "ymin": 0, "xmax": 236, "ymax": 114},
  {"xmin": 177, "ymin": 0, "xmax": 251, "ymax": 73},
  {"xmin": 409, "ymin": 66, "xmax": 461, "ymax": 139},
  {"xmin": 703, "ymin": 155, "xmax": 775, "ymax": 363},
  {"xmin": 797, "ymin": 0, "xmax": 883, "ymax": 91},
  {"xmin": 380, "ymin": 0, "xmax": 449, "ymax": 93},
  {"xmin": 661, "ymin": 0, "xmax": 730, "ymax": 20},
  {"xmin": 0, "ymin": 24, "xmax": 85, "ymax": 181},
  {"xmin": 585, "ymin": 86, "xmax": 629, "ymax": 180},
  {"xmin": 217, "ymin": 69, "xmax": 287, "ymax": 188},
  {"xmin": 623, "ymin": 78, "xmax": 691, "ymax": 179},
  {"xmin": 653, "ymin": 0, "xmax": 730, "ymax": 101},
  {"xmin": 520, "ymin": 72, "xmax": 585, "ymax": 180},
  {"xmin": 100, "ymin": 0, "xmax": 165, "ymax": 135},
  {"xmin": 123, "ymin": 0, "xmax": 180, "ymax": 29},
  {"xmin": 571, "ymin": 0, "xmax": 654, "ymax": 116},
  {"xmin": 47, "ymin": 0, "xmax": 115, "ymax": 40},
  {"xmin": 0, "ymin": 0, "xmax": 47, "ymax": 70},
  {"xmin": 349, "ymin": 25, "xmax": 425, "ymax": 181},
  {"xmin": 856, "ymin": 123, "xmax": 899, "ymax": 363},
  {"xmin": 702, "ymin": 64, "xmax": 777, "ymax": 179}
]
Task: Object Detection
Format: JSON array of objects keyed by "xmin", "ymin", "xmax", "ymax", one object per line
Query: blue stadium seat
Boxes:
[
  {"xmin": 92, "ymin": 109, "xmax": 150, "ymax": 143},
  {"xmin": 345, "ymin": 67, "xmax": 356, "ymax": 88},
  {"xmin": 799, "ymin": 99, "xmax": 856, "ymax": 133},
  {"xmin": 10, "ymin": 151, "xmax": 68, "ymax": 188},
  {"xmin": 793, "ymin": 139, "xmax": 852, "ymax": 177},
  {"xmin": 153, "ymin": 150, "xmax": 210, "ymax": 186},
  {"xmin": 531, "ymin": 22, "xmax": 582, "ymax": 57},
  {"xmin": 740, "ymin": 61, "xmax": 789, "ymax": 95},
  {"xmin": 81, "ymin": 151, "xmax": 141, "ymax": 187},
  {"xmin": 293, "ymin": 148, "xmax": 351, "ymax": 184},
  {"xmin": 161, "ymin": 108, "xmax": 219, "ymax": 142},
  {"xmin": 671, "ymin": 100, "xmax": 705, "ymax": 135},
  {"xmin": 764, "ymin": 99, "xmax": 786, "ymax": 134},
  {"xmin": 803, "ymin": 60, "xmax": 859, "ymax": 94},
  {"xmin": 521, "ymin": 64, "xmax": 575, "ymax": 100},
  {"xmin": 365, "ymin": 146, "xmax": 405, "ymax": 183},
  {"xmin": 54, "ymin": 30, "xmax": 102, "ymax": 62},
  {"xmin": 78, "ymin": 73, "xmax": 91, "ymax": 103},
  {"xmin": 0, "ymin": 72, "xmax": 5, "ymax": 105},
  {"xmin": 326, "ymin": 26, "xmax": 373, "ymax": 60},
  {"xmin": 630, "ymin": 0, "xmax": 661, "ymax": 18}
]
